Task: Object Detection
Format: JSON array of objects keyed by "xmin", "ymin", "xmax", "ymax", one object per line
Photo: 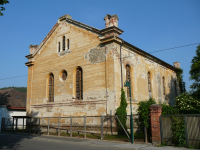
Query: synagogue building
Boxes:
[{"xmin": 25, "ymin": 14, "xmax": 180, "ymax": 117}]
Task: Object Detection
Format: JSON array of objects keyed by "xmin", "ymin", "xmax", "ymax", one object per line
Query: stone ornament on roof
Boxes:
[{"xmin": 104, "ymin": 14, "xmax": 119, "ymax": 28}]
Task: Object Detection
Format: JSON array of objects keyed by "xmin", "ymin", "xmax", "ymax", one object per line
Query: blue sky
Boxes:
[{"xmin": 0, "ymin": 0, "xmax": 199, "ymax": 91}]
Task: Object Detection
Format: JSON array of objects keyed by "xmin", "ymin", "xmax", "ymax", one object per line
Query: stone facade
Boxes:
[{"xmin": 25, "ymin": 14, "xmax": 180, "ymax": 117}]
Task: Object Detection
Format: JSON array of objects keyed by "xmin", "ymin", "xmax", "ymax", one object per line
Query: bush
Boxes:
[
  {"xmin": 161, "ymin": 103, "xmax": 179, "ymax": 115},
  {"xmin": 175, "ymin": 93, "xmax": 200, "ymax": 114},
  {"xmin": 115, "ymin": 88, "xmax": 128, "ymax": 135},
  {"xmin": 137, "ymin": 97, "xmax": 156, "ymax": 128}
]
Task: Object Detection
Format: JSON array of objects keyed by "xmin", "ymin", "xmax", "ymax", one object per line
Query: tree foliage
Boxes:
[
  {"xmin": 189, "ymin": 44, "xmax": 200, "ymax": 99},
  {"xmin": 137, "ymin": 97, "xmax": 156, "ymax": 128},
  {"xmin": 0, "ymin": 86, "xmax": 27, "ymax": 93},
  {"xmin": 115, "ymin": 88, "xmax": 128, "ymax": 135},
  {"xmin": 0, "ymin": 0, "xmax": 9, "ymax": 16}
]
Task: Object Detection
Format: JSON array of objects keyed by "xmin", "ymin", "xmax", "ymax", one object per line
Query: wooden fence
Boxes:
[{"xmin": 160, "ymin": 114, "xmax": 200, "ymax": 147}]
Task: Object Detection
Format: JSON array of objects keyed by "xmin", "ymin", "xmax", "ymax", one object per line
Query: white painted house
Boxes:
[{"xmin": 0, "ymin": 89, "xmax": 26, "ymax": 131}]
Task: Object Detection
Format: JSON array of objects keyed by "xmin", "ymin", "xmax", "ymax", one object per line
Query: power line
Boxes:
[
  {"xmin": 148, "ymin": 43, "xmax": 199, "ymax": 54},
  {"xmin": 0, "ymin": 42, "xmax": 199, "ymax": 81}
]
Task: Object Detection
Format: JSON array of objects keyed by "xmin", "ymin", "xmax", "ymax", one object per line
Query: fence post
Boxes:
[
  {"xmin": 23, "ymin": 118, "xmax": 24, "ymax": 133},
  {"xmin": 84, "ymin": 116, "xmax": 86, "ymax": 139},
  {"xmin": 48, "ymin": 117, "xmax": 49, "ymax": 135},
  {"xmin": 12, "ymin": 117, "xmax": 14, "ymax": 132},
  {"xmin": 101, "ymin": 115, "xmax": 103, "ymax": 140},
  {"xmin": 144, "ymin": 127, "xmax": 147, "ymax": 143},
  {"xmin": 132, "ymin": 115, "xmax": 134, "ymax": 143},
  {"xmin": 58, "ymin": 117, "xmax": 60, "ymax": 136},
  {"xmin": 3, "ymin": 118, "xmax": 5, "ymax": 132},
  {"xmin": 38, "ymin": 117, "xmax": 40, "ymax": 135},
  {"xmin": 110, "ymin": 110, "xmax": 113, "ymax": 135},
  {"xmin": 70, "ymin": 116, "xmax": 72, "ymax": 137},
  {"xmin": 16, "ymin": 118, "xmax": 18, "ymax": 132},
  {"xmin": 30, "ymin": 118, "xmax": 31, "ymax": 134},
  {"xmin": 160, "ymin": 116, "xmax": 163, "ymax": 144},
  {"xmin": 184, "ymin": 115, "xmax": 188, "ymax": 147}
]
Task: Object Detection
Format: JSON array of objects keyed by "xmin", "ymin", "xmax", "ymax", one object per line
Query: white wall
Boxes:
[{"xmin": 0, "ymin": 105, "xmax": 26, "ymax": 132}]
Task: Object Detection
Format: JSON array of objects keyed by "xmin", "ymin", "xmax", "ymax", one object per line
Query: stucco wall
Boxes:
[{"xmin": 26, "ymin": 19, "xmax": 179, "ymax": 118}]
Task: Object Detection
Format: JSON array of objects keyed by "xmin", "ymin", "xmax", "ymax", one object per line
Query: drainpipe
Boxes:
[{"xmin": 120, "ymin": 40, "xmax": 124, "ymax": 89}]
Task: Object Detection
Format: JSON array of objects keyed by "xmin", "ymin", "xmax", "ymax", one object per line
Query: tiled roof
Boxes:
[{"xmin": 0, "ymin": 89, "xmax": 26, "ymax": 108}]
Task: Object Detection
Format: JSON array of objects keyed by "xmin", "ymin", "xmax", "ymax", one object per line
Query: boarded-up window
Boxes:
[
  {"xmin": 63, "ymin": 36, "xmax": 65, "ymax": 51},
  {"xmin": 76, "ymin": 67, "xmax": 83, "ymax": 100},
  {"xmin": 58, "ymin": 42, "xmax": 60, "ymax": 52},
  {"xmin": 126, "ymin": 65, "xmax": 131, "ymax": 99},
  {"xmin": 148, "ymin": 72, "xmax": 152, "ymax": 97},
  {"xmin": 49, "ymin": 73, "xmax": 54, "ymax": 102},
  {"xmin": 163, "ymin": 77, "xmax": 165, "ymax": 100},
  {"xmin": 163, "ymin": 77, "xmax": 165, "ymax": 95}
]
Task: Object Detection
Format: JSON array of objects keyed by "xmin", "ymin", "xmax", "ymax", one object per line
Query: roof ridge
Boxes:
[{"xmin": 66, "ymin": 18, "xmax": 100, "ymax": 31}]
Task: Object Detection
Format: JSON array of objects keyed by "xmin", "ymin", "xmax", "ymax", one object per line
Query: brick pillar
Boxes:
[{"xmin": 149, "ymin": 104, "xmax": 162, "ymax": 145}]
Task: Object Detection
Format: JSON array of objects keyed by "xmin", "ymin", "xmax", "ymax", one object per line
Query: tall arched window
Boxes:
[
  {"xmin": 67, "ymin": 39, "xmax": 70, "ymax": 49},
  {"xmin": 63, "ymin": 36, "xmax": 65, "ymax": 51},
  {"xmin": 49, "ymin": 73, "xmax": 54, "ymax": 102},
  {"xmin": 126, "ymin": 65, "xmax": 131, "ymax": 99},
  {"xmin": 163, "ymin": 77, "xmax": 165, "ymax": 99},
  {"xmin": 76, "ymin": 67, "xmax": 83, "ymax": 100},
  {"xmin": 148, "ymin": 72, "xmax": 152, "ymax": 98}
]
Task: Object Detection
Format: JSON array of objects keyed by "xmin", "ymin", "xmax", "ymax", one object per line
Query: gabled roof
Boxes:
[
  {"xmin": 27, "ymin": 14, "xmax": 176, "ymax": 71},
  {"xmin": 31, "ymin": 15, "xmax": 101, "ymax": 57},
  {"xmin": 0, "ymin": 89, "xmax": 26, "ymax": 109}
]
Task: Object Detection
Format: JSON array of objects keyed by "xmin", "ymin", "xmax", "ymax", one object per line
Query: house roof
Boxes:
[{"xmin": 0, "ymin": 89, "xmax": 26, "ymax": 109}]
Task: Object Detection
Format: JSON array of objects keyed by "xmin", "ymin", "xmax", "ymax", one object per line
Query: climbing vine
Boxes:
[{"xmin": 171, "ymin": 116, "xmax": 186, "ymax": 147}]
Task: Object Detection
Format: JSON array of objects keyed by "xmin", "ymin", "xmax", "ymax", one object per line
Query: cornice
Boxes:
[{"xmin": 25, "ymin": 61, "xmax": 34, "ymax": 66}]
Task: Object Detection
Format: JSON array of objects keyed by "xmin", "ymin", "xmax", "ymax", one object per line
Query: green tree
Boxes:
[
  {"xmin": 189, "ymin": 44, "xmax": 200, "ymax": 99},
  {"xmin": 115, "ymin": 88, "xmax": 128, "ymax": 135},
  {"xmin": 0, "ymin": 0, "xmax": 9, "ymax": 16},
  {"xmin": 0, "ymin": 86, "xmax": 27, "ymax": 93}
]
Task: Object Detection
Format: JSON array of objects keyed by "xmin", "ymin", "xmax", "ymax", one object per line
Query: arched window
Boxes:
[
  {"xmin": 58, "ymin": 42, "xmax": 60, "ymax": 52},
  {"xmin": 67, "ymin": 39, "xmax": 69, "ymax": 49},
  {"xmin": 76, "ymin": 67, "xmax": 83, "ymax": 100},
  {"xmin": 163, "ymin": 77, "xmax": 165, "ymax": 99},
  {"xmin": 148, "ymin": 72, "xmax": 152, "ymax": 98},
  {"xmin": 126, "ymin": 65, "xmax": 131, "ymax": 99},
  {"xmin": 49, "ymin": 73, "xmax": 54, "ymax": 102},
  {"xmin": 63, "ymin": 36, "xmax": 65, "ymax": 51}
]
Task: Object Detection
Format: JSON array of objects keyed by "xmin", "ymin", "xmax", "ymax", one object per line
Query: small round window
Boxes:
[{"xmin": 60, "ymin": 70, "xmax": 67, "ymax": 81}]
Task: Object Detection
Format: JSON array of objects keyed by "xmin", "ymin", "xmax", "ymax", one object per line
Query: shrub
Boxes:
[
  {"xmin": 115, "ymin": 88, "xmax": 128, "ymax": 135},
  {"xmin": 161, "ymin": 103, "xmax": 179, "ymax": 115},
  {"xmin": 137, "ymin": 97, "xmax": 156, "ymax": 128},
  {"xmin": 175, "ymin": 93, "xmax": 200, "ymax": 114}
]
